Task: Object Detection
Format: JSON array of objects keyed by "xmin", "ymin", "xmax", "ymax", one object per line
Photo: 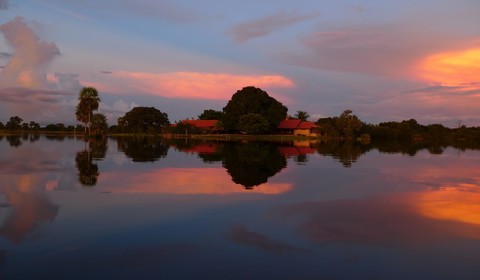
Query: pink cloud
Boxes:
[
  {"xmin": 283, "ymin": 24, "xmax": 477, "ymax": 80},
  {"xmin": 229, "ymin": 12, "xmax": 318, "ymax": 43},
  {"xmin": 0, "ymin": 17, "xmax": 60, "ymax": 88},
  {"xmin": 96, "ymin": 71, "xmax": 294, "ymax": 100}
]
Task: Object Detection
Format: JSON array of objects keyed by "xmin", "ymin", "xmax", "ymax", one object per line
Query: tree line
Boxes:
[{"xmin": 2, "ymin": 85, "xmax": 479, "ymax": 143}]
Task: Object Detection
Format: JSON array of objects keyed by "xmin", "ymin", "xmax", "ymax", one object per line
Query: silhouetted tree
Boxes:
[
  {"xmin": 294, "ymin": 111, "xmax": 310, "ymax": 121},
  {"xmin": 29, "ymin": 121, "xmax": 40, "ymax": 130},
  {"xmin": 335, "ymin": 110, "xmax": 363, "ymax": 139},
  {"xmin": 76, "ymin": 87, "xmax": 101, "ymax": 135},
  {"xmin": 236, "ymin": 113, "xmax": 270, "ymax": 134},
  {"xmin": 223, "ymin": 86, "xmax": 288, "ymax": 133},
  {"xmin": 6, "ymin": 116, "xmax": 23, "ymax": 130},
  {"xmin": 90, "ymin": 113, "xmax": 108, "ymax": 135},
  {"xmin": 198, "ymin": 109, "xmax": 225, "ymax": 120},
  {"xmin": 121, "ymin": 107, "xmax": 170, "ymax": 133}
]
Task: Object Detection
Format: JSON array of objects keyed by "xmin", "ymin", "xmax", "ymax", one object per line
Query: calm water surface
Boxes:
[{"xmin": 1, "ymin": 136, "xmax": 480, "ymax": 279}]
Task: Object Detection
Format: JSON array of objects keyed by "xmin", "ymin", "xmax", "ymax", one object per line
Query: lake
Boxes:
[{"xmin": 1, "ymin": 135, "xmax": 480, "ymax": 279}]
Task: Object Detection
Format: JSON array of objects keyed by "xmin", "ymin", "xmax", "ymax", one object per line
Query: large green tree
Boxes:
[
  {"xmin": 223, "ymin": 86, "xmax": 288, "ymax": 132},
  {"xmin": 121, "ymin": 106, "xmax": 170, "ymax": 133},
  {"xmin": 335, "ymin": 110, "xmax": 363, "ymax": 139},
  {"xmin": 236, "ymin": 113, "xmax": 270, "ymax": 135},
  {"xmin": 198, "ymin": 109, "xmax": 224, "ymax": 120},
  {"xmin": 76, "ymin": 87, "xmax": 101, "ymax": 135}
]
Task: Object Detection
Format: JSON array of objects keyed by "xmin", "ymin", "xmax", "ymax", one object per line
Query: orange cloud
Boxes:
[
  {"xmin": 418, "ymin": 48, "xmax": 480, "ymax": 85},
  {"xmin": 98, "ymin": 71, "xmax": 294, "ymax": 100},
  {"xmin": 102, "ymin": 168, "xmax": 292, "ymax": 195}
]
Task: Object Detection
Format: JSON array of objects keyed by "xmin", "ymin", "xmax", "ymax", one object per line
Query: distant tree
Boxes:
[
  {"xmin": 236, "ymin": 113, "xmax": 270, "ymax": 134},
  {"xmin": 6, "ymin": 116, "xmax": 23, "ymax": 130},
  {"xmin": 75, "ymin": 124, "xmax": 85, "ymax": 133},
  {"xmin": 45, "ymin": 124, "xmax": 59, "ymax": 131},
  {"xmin": 0, "ymin": 122, "xmax": 4, "ymax": 130},
  {"xmin": 198, "ymin": 109, "xmax": 225, "ymax": 120},
  {"xmin": 108, "ymin": 125, "xmax": 119, "ymax": 133},
  {"xmin": 171, "ymin": 121, "xmax": 199, "ymax": 135},
  {"xmin": 29, "ymin": 121, "xmax": 40, "ymax": 130},
  {"xmin": 90, "ymin": 113, "xmax": 108, "ymax": 135},
  {"xmin": 56, "ymin": 123, "xmax": 66, "ymax": 131},
  {"xmin": 294, "ymin": 110, "xmax": 310, "ymax": 121},
  {"xmin": 117, "ymin": 117, "xmax": 125, "ymax": 133},
  {"xmin": 335, "ymin": 110, "xmax": 363, "ymax": 139},
  {"xmin": 76, "ymin": 87, "xmax": 101, "ymax": 135},
  {"xmin": 223, "ymin": 86, "xmax": 288, "ymax": 132},
  {"xmin": 121, "ymin": 106, "xmax": 170, "ymax": 133},
  {"xmin": 316, "ymin": 117, "xmax": 341, "ymax": 138},
  {"xmin": 21, "ymin": 122, "xmax": 30, "ymax": 131}
]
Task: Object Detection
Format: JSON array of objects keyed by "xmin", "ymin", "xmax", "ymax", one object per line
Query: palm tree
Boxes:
[{"xmin": 76, "ymin": 87, "xmax": 100, "ymax": 135}]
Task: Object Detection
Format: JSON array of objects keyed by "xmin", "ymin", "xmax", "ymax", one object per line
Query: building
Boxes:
[
  {"xmin": 277, "ymin": 119, "xmax": 320, "ymax": 137},
  {"xmin": 178, "ymin": 120, "xmax": 223, "ymax": 133}
]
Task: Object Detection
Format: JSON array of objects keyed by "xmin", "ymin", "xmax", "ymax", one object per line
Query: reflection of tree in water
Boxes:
[
  {"xmin": 116, "ymin": 136, "xmax": 169, "ymax": 162},
  {"xmin": 75, "ymin": 138, "xmax": 107, "ymax": 186},
  {"xmin": 222, "ymin": 142, "xmax": 287, "ymax": 189},
  {"xmin": 170, "ymin": 139, "xmax": 224, "ymax": 163},
  {"xmin": 89, "ymin": 137, "xmax": 108, "ymax": 160},
  {"xmin": 0, "ymin": 249, "xmax": 5, "ymax": 265},
  {"xmin": 75, "ymin": 150, "xmax": 99, "ymax": 186},
  {"xmin": 172, "ymin": 140, "xmax": 289, "ymax": 189},
  {"xmin": 294, "ymin": 154, "xmax": 308, "ymax": 165},
  {"xmin": 29, "ymin": 134, "xmax": 40, "ymax": 142},
  {"xmin": 315, "ymin": 141, "xmax": 369, "ymax": 168},
  {"xmin": 6, "ymin": 135, "xmax": 22, "ymax": 147}
]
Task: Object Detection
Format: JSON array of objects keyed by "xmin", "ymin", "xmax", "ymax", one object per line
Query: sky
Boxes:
[{"xmin": 0, "ymin": 0, "xmax": 479, "ymax": 127}]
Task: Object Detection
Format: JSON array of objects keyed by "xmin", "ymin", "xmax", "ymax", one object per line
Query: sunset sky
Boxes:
[{"xmin": 0, "ymin": 0, "xmax": 479, "ymax": 126}]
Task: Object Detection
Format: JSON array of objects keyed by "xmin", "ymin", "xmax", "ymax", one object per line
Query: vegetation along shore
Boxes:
[{"xmin": 1, "ymin": 86, "xmax": 479, "ymax": 146}]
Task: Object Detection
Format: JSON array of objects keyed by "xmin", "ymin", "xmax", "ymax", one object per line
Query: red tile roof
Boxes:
[
  {"xmin": 277, "ymin": 119, "xmax": 302, "ymax": 129},
  {"xmin": 297, "ymin": 122, "xmax": 319, "ymax": 129},
  {"xmin": 181, "ymin": 120, "xmax": 219, "ymax": 128},
  {"xmin": 277, "ymin": 119, "xmax": 318, "ymax": 129}
]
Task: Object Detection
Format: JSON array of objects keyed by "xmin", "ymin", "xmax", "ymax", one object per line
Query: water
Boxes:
[{"xmin": 1, "ymin": 136, "xmax": 480, "ymax": 279}]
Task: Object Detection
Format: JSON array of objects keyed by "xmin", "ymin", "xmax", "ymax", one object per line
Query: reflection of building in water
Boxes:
[
  {"xmin": 173, "ymin": 143, "xmax": 218, "ymax": 154},
  {"xmin": 278, "ymin": 146, "xmax": 315, "ymax": 157},
  {"xmin": 0, "ymin": 176, "xmax": 58, "ymax": 244}
]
